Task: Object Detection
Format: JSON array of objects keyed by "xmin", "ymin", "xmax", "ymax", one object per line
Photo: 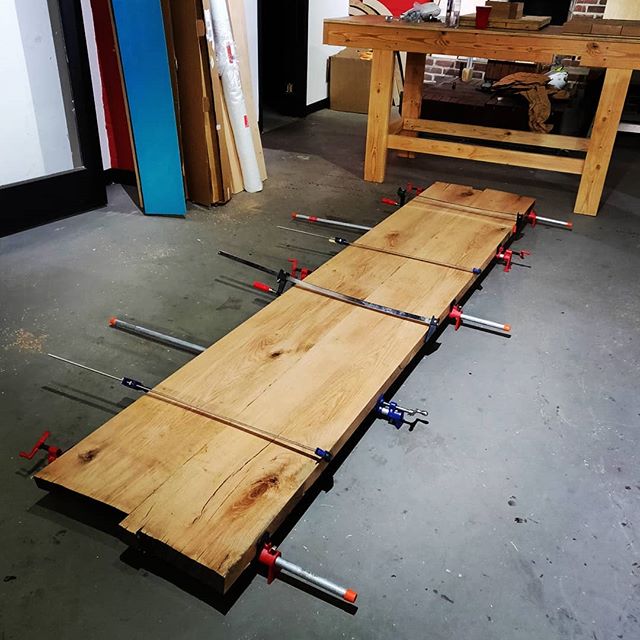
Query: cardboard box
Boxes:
[{"xmin": 329, "ymin": 48, "xmax": 372, "ymax": 114}]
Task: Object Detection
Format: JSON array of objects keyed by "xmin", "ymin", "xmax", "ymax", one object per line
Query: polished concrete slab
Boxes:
[{"xmin": 1, "ymin": 110, "xmax": 639, "ymax": 639}]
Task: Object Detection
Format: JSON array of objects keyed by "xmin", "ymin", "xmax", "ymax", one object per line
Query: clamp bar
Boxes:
[
  {"xmin": 460, "ymin": 312, "xmax": 510, "ymax": 333},
  {"xmin": 278, "ymin": 226, "xmax": 481, "ymax": 275},
  {"xmin": 527, "ymin": 210, "xmax": 573, "ymax": 229},
  {"xmin": 219, "ymin": 251, "xmax": 436, "ymax": 327},
  {"xmin": 449, "ymin": 305, "xmax": 510, "ymax": 333},
  {"xmin": 258, "ymin": 543, "xmax": 357, "ymax": 603},
  {"xmin": 291, "ymin": 212, "xmax": 371, "ymax": 232},
  {"xmin": 109, "ymin": 318, "xmax": 205, "ymax": 355}
]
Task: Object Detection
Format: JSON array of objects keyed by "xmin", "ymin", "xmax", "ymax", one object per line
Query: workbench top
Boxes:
[{"xmin": 324, "ymin": 15, "xmax": 640, "ymax": 69}]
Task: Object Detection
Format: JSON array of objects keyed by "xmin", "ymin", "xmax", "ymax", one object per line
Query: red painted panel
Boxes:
[
  {"xmin": 90, "ymin": 0, "xmax": 134, "ymax": 171},
  {"xmin": 379, "ymin": 1, "xmax": 421, "ymax": 16}
]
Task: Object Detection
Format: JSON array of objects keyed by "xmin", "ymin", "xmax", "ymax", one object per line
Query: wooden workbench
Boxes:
[
  {"xmin": 323, "ymin": 15, "xmax": 640, "ymax": 216},
  {"xmin": 36, "ymin": 182, "xmax": 534, "ymax": 592}
]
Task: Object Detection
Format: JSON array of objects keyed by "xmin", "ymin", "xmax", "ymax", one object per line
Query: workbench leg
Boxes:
[
  {"xmin": 397, "ymin": 52, "xmax": 427, "ymax": 159},
  {"xmin": 364, "ymin": 49, "xmax": 396, "ymax": 183},
  {"xmin": 574, "ymin": 68, "xmax": 632, "ymax": 216}
]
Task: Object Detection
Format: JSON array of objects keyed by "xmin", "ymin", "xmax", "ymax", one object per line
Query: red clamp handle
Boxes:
[
  {"xmin": 497, "ymin": 246, "xmax": 530, "ymax": 272},
  {"xmin": 406, "ymin": 182, "xmax": 424, "ymax": 195},
  {"xmin": 496, "ymin": 246, "xmax": 513, "ymax": 272},
  {"xmin": 258, "ymin": 543, "xmax": 282, "ymax": 584},
  {"xmin": 253, "ymin": 281, "xmax": 273, "ymax": 293},
  {"xmin": 19, "ymin": 431, "xmax": 62, "ymax": 464},
  {"xmin": 527, "ymin": 210, "xmax": 537, "ymax": 227},
  {"xmin": 381, "ymin": 197, "xmax": 399, "ymax": 206},
  {"xmin": 287, "ymin": 258, "xmax": 299, "ymax": 278},
  {"xmin": 448, "ymin": 305, "xmax": 463, "ymax": 330},
  {"xmin": 287, "ymin": 258, "xmax": 311, "ymax": 280}
]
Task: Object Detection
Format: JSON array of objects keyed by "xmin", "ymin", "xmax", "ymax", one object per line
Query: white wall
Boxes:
[
  {"xmin": 604, "ymin": 0, "xmax": 640, "ymax": 19},
  {"xmin": 0, "ymin": 0, "xmax": 74, "ymax": 186},
  {"xmin": 81, "ymin": 0, "xmax": 110, "ymax": 169},
  {"xmin": 307, "ymin": 0, "xmax": 348, "ymax": 106}
]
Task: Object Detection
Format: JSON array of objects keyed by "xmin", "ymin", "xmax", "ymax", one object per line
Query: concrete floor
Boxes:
[{"xmin": 1, "ymin": 110, "xmax": 639, "ymax": 639}]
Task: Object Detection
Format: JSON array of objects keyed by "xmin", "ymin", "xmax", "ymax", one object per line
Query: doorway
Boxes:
[{"xmin": 258, "ymin": 0, "xmax": 309, "ymax": 129}]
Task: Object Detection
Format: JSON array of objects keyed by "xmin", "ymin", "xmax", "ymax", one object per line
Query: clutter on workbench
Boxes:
[
  {"xmin": 475, "ymin": 5, "xmax": 492, "ymax": 29},
  {"xmin": 492, "ymin": 72, "xmax": 570, "ymax": 133},
  {"xmin": 563, "ymin": 16, "xmax": 640, "ymax": 37},
  {"xmin": 399, "ymin": 2, "xmax": 442, "ymax": 23},
  {"xmin": 459, "ymin": 1, "xmax": 551, "ymax": 31}
]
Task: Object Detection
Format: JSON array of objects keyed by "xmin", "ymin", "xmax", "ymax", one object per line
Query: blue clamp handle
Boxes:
[
  {"xmin": 375, "ymin": 395, "xmax": 404, "ymax": 429},
  {"xmin": 315, "ymin": 448, "xmax": 333, "ymax": 462}
]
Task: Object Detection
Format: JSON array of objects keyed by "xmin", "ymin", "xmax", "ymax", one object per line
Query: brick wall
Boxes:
[
  {"xmin": 422, "ymin": 0, "xmax": 609, "ymax": 84},
  {"xmin": 423, "ymin": 57, "xmax": 487, "ymax": 83},
  {"xmin": 571, "ymin": 1, "xmax": 608, "ymax": 18}
]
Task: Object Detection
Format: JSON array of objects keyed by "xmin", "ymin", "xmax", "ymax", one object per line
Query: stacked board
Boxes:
[
  {"xmin": 35, "ymin": 183, "xmax": 535, "ymax": 592},
  {"xmin": 458, "ymin": 14, "xmax": 551, "ymax": 31},
  {"xmin": 563, "ymin": 17, "xmax": 640, "ymax": 38}
]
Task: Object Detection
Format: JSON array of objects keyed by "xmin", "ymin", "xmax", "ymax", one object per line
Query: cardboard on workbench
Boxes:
[{"xmin": 36, "ymin": 183, "xmax": 534, "ymax": 592}]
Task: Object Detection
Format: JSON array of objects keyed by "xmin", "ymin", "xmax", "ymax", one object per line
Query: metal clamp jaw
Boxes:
[
  {"xmin": 376, "ymin": 396, "xmax": 404, "ymax": 428},
  {"xmin": 424, "ymin": 316, "xmax": 438, "ymax": 343}
]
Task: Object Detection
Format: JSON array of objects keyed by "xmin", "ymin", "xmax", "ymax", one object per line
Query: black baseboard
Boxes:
[
  {"xmin": 305, "ymin": 98, "xmax": 329, "ymax": 115},
  {"xmin": 104, "ymin": 168, "xmax": 137, "ymax": 186}
]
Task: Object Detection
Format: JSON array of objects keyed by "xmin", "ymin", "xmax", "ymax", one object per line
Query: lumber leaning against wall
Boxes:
[
  {"xmin": 227, "ymin": 0, "xmax": 267, "ymax": 181},
  {"xmin": 110, "ymin": 0, "xmax": 186, "ymax": 215},
  {"xmin": 205, "ymin": 0, "xmax": 262, "ymax": 192},
  {"xmin": 164, "ymin": 0, "xmax": 227, "ymax": 205}
]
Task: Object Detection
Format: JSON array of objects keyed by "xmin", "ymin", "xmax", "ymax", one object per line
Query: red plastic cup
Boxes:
[{"xmin": 475, "ymin": 6, "xmax": 492, "ymax": 29}]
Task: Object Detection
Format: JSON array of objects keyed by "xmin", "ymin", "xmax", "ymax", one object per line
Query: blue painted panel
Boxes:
[{"xmin": 111, "ymin": 0, "xmax": 186, "ymax": 215}]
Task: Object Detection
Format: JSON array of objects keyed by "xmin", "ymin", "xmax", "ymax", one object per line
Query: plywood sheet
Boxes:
[{"xmin": 36, "ymin": 183, "xmax": 534, "ymax": 591}]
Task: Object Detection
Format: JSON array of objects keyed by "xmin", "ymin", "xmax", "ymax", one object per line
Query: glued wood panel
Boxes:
[{"xmin": 36, "ymin": 182, "xmax": 534, "ymax": 591}]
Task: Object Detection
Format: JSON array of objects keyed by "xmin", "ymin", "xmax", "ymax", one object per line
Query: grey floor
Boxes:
[{"xmin": 1, "ymin": 110, "xmax": 639, "ymax": 639}]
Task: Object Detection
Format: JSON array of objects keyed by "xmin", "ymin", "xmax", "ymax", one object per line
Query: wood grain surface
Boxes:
[
  {"xmin": 323, "ymin": 15, "xmax": 640, "ymax": 70},
  {"xmin": 36, "ymin": 182, "xmax": 534, "ymax": 591}
]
